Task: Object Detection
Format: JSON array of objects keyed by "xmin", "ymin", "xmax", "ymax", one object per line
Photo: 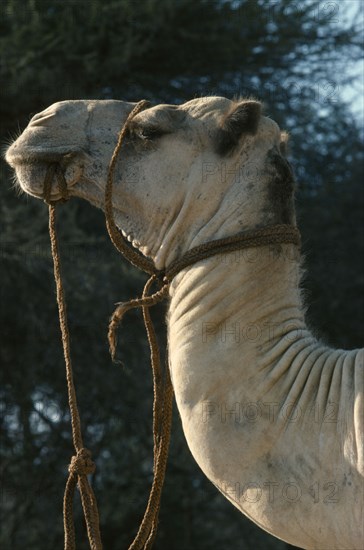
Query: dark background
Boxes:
[{"xmin": 1, "ymin": 1, "xmax": 363, "ymax": 548}]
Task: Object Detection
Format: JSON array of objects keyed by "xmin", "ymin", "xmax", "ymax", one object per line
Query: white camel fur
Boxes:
[{"xmin": 6, "ymin": 97, "xmax": 363, "ymax": 549}]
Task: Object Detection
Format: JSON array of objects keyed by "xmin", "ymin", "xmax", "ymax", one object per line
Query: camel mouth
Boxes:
[{"xmin": 6, "ymin": 149, "xmax": 84, "ymax": 201}]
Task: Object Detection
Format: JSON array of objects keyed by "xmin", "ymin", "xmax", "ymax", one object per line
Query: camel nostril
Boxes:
[{"xmin": 29, "ymin": 113, "xmax": 57, "ymax": 127}]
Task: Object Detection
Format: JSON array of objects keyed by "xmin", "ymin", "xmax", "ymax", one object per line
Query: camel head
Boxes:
[{"xmin": 6, "ymin": 97, "xmax": 295, "ymax": 269}]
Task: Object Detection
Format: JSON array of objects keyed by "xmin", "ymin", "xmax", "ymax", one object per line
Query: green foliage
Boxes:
[{"xmin": 0, "ymin": 0, "xmax": 363, "ymax": 548}]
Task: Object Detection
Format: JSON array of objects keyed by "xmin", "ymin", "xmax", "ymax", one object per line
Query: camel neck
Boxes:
[
  {"xmin": 166, "ymin": 242, "xmax": 313, "ymax": 406},
  {"xmin": 168, "ymin": 243, "xmax": 306, "ymax": 350},
  {"xmin": 166, "ymin": 241, "xmax": 363, "ymax": 550}
]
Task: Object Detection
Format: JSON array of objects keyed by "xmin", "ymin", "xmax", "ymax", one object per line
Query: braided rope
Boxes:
[
  {"xmin": 104, "ymin": 100, "xmax": 155, "ymax": 276},
  {"xmin": 104, "ymin": 102, "xmax": 174, "ymax": 549},
  {"xmin": 45, "ymin": 182, "xmax": 102, "ymax": 550},
  {"xmin": 164, "ymin": 224, "xmax": 301, "ymax": 282}
]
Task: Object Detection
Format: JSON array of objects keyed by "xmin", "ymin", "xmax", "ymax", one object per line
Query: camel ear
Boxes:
[
  {"xmin": 279, "ymin": 131, "xmax": 289, "ymax": 156},
  {"xmin": 215, "ymin": 100, "xmax": 262, "ymax": 156}
]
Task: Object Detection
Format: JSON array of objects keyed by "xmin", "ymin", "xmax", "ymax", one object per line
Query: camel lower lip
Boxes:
[
  {"xmin": 21, "ymin": 185, "xmax": 65, "ymax": 202},
  {"xmin": 11, "ymin": 159, "xmax": 82, "ymax": 201}
]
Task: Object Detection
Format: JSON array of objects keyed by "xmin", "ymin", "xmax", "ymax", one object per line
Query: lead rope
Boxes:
[
  {"xmin": 44, "ymin": 165, "xmax": 103, "ymax": 550},
  {"xmin": 105, "ymin": 101, "xmax": 174, "ymax": 549}
]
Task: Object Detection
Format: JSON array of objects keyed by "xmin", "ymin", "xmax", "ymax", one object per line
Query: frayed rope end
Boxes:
[{"xmin": 108, "ymin": 302, "xmax": 134, "ymax": 362}]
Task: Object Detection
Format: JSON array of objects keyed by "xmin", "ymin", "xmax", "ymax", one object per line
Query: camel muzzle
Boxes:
[{"xmin": 5, "ymin": 141, "xmax": 84, "ymax": 201}]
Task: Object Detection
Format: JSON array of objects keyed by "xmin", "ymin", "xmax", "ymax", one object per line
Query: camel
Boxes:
[{"xmin": 5, "ymin": 97, "xmax": 363, "ymax": 549}]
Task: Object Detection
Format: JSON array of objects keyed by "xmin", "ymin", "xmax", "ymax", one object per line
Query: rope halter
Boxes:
[{"xmin": 42, "ymin": 99, "xmax": 301, "ymax": 550}]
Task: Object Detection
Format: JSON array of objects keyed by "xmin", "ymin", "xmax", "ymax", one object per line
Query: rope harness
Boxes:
[{"xmin": 43, "ymin": 100, "xmax": 301, "ymax": 550}]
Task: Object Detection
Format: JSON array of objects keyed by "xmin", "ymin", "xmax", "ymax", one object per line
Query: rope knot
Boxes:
[{"xmin": 69, "ymin": 448, "xmax": 96, "ymax": 476}]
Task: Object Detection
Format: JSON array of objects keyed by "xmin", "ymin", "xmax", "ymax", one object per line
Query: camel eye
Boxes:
[{"xmin": 136, "ymin": 126, "xmax": 166, "ymax": 141}]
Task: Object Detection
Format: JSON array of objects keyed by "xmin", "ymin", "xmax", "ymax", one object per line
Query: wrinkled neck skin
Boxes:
[{"xmin": 166, "ymin": 245, "xmax": 363, "ymax": 550}]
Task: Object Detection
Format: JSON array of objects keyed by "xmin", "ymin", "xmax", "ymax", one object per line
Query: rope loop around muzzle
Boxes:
[{"xmin": 43, "ymin": 162, "xmax": 69, "ymax": 205}]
